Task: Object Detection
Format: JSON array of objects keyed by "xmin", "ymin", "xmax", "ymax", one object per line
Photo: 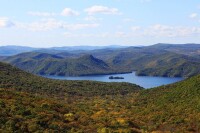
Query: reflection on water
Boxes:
[{"xmin": 43, "ymin": 72, "xmax": 183, "ymax": 89}]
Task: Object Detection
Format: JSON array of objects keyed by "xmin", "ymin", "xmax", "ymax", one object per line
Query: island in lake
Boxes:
[{"xmin": 109, "ymin": 76, "xmax": 124, "ymax": 79}]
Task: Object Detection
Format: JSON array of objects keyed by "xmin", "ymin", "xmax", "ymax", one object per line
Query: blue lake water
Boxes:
[{"xmin": 44, "ymin": 72, "xmax": 183, "ymax": 89}]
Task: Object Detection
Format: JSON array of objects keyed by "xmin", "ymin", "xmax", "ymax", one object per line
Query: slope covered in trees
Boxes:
[
  {"xmin": 131, "ymin": 74, "xmax": 200, "ymax": 132},
  {"xmin": 0, "ymin": 62, "xmax": 141, "ymax": 97},
  {"xmin": 2, "ymin": 44, "xmax": 200, "ymax": 77},
  {"xmin": 0, "ymin": 62, "xmax": 143, "ymax": 132},
  {"xmin": 0, "ymin": 62, "xmax": 200, "ymax": 132},
  {"xmin": 103, "ymin": 49, "xmax": 200, "ymax": 77},
  {"xmin": 2, "ymin": 53, "xmax": 117, "ymax": 76}
]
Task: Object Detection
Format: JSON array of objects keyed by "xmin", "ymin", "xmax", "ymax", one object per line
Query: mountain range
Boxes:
[
  {"xmin": 0, "ymin": 45, "xmax": 126, "ymax": 56},
  {"xmin": 1, "ymin": 43, "xmax": 200, "ymax": 77},
  {"xmin": 2, "ymin": 53, "xmax": 115, "ymax": 76}
]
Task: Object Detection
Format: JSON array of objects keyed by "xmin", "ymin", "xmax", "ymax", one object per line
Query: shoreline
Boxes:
[{"xmin": 39, "ymin": 71, "xmax": 187, "ymax": 78}]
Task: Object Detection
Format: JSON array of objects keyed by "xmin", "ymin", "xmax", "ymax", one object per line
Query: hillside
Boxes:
[
  {"xmin": 149, "ymin": 43, "xmax": 200, "ymax": 57},
  {"xmin": 1, "ymin": 44, "xmax": 200, "ymax": 77},
  {"xmin": 0, "ymin": 89, "xmax": 71, "ymax": 132},
  {"xmin": 104, "ymin": 49, "xmax": 200, "ymax": 77},
  {"xmin": 2, "ymin": 53, "xmax": 116, "ymax": 76},
  {"xmin": 49, "ymin": 44, "xmax": 200, "ymax": 77},
  {"xmin": 0, "ymin": 62, "xmax": 141, "ymax": 97},
  {"xmin": 80, "ymin": 44, "xmax": 199, "ymax": 77},
  {"xmin": 0, "ymin": 62, "xmax": 200, "ymax": 132},
  {"xmin": 0, "ymin": 62, "xmax": 143, "ymax": 132},
  {"xmin": 135, "ymin": 52, "xmax": 200, "ymax": 77},
  {"xmin": 131, "ymin": 74, "xmax": 200, "ymax": 132}
]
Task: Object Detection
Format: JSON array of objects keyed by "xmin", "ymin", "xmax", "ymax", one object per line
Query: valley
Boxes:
[
  {"xmin": 1, "ymin": 1, "xmax": 200, "ymax": 132},
  {"xmin": 1, "ymin": 44, "xmax": 200, "ymax": 78},
  {"xmin": 0, "ymin": 59, "xmax": 199, "ymax": 132},
  {"xmin": 0, "ymin": 44, "xmax": 200, "ymax": 132}
]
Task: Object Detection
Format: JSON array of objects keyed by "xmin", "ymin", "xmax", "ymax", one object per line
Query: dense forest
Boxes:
[
  {"xmin": 0, "ymin": 62, "xmax": 141, "ymax": 97},
  {"xmin": 1, "ymin": 53, "xmax": 117, "ymax": 76},
  {"xmin": 1, "ymin": 44, "xmax": 200, "ymax": 77},
  {"xmin": 0, "ymin": 61, "xmax": 200, "ymax": 132}
]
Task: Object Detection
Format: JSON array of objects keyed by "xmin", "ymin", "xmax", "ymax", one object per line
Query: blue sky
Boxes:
[{"xmin": 0, "ymin": 0, "xmax": 200, "ymax": 47}]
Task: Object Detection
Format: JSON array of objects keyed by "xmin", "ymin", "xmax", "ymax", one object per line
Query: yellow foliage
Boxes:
[
  {"xmin": 111, "ymin": 111, "xmax": 120, "ymax": 115},
  {"xmin": 91, "ymin": 110, "xmax": 106, "ymax": 119},
  {"xmin": 96, "ymin": 110, "xmax": 105, "ymax": 115},
  {"xmin": 97, "ymin": 127, "xmax": 111, "ymax": 133},
  {"xmin": 116, "ymin": 118, "xmax": 127, "ymax": 125},
  {"xmin": 64, "ymin": 113, "xmax": 74, "ymax": 122},
  {"xmin": 64, "ymin": 113, "xmax": 73, "ymax": 117}
]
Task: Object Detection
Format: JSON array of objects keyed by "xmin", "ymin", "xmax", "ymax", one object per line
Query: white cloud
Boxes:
[
  {"xmin": 64, "ymin": 24, "xmax": 200, "ymax": 39},
  {"xmin": 0, "ymin": 17, "xmax": 15, "ymax": 28},
  {"xmin": 25, "ymin": 19, "xmax": 62, "ymax": 31},
  {"xmin": 62, "ymin": 23, "xmax": 99, "ymax": 30},
  {"xmin": 28, "ymin": 8, "xmax": 79, "ymax": 17},
  {"xmin": 17, "ymin": 18, "xmax": 99, "ymax": 31},
  {"xmin": 123, "ymin": 18, "xmax": 134, "ymax": 23},
  {"xmin": 84, "ymin": 16, "xmax": 103, "ymax": 21},
  {"xmin": 115, "ymin": 31, "xmax": 128, "ymax": 37},
  {"xmin": 131, "ymin": 26, "xmax": 141, "ymax": 31},
  {"xmin": 63, "ymin": 32, "xmax": 77, "ymax": 37},
  {"xmin": 85, "ymin": 5, "xmax": 121, "ymax": 15},
  {"xmin": 189, "ymin": 13, "xmax": 198, "ymax": 19},
  {"xmin": 131, "ymin": 24, "xmax": 200, "ymax": 37},
  {"xmin": 61, "ymin": 8, "xmax": 80, "ymax": 16},
  {"xmin": 63, "ymin": 32, "xmax": 113, "ymax": 38},
  {"xmin": 64, "ymin": 32, "xmax": 99, "ymax": 38},
  {"xmin": 63, "ymin": 32, "xmax": 133, "ymax": 38},
  {"xmin": 28, "ymin": 11, "xmax": 56, "ymax": 17},
  {"xmin": 151, "ymin": 24, "xmax": 173, "ymax": 31}
]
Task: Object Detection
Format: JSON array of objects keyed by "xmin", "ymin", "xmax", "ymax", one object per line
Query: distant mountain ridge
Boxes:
[
  {"xmin": 1, "ymin": 43, "xmax": 200, "ymax": 77},
  {"xmin": 96, "ymin": 46, "xmax": 200, "ymax": 77},
  {"xmin": 0, "ymin": 45, "xmax": 127, "ymax": 56},
  {"xmin": 2, "ymin": 52, "xmax": 115, "ymax": 76},
  {"xmin": 0, "ymin": 45, "xmax": 37, "ymax": 56}
]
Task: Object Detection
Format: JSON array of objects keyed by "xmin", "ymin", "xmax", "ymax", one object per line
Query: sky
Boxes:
[{"xmin": 0, "ymin": 0, "xmax": 200, "ymax": 47}]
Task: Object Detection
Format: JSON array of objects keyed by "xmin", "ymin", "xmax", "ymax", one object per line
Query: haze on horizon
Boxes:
[{"xmin": 0, "ymin": 0, "xmax": 200, "ymax": 47}]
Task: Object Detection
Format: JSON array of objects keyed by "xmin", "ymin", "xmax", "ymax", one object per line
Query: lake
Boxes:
[{"xmin": 44, "ymin": 72, "xmax": 183, "ymax": 89}]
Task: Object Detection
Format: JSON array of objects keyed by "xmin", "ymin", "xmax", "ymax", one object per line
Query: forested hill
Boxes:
[
  {"xmin": 0, "ymin": 62, "xmax": 142, "ymax": 132},
  {"xmin": 131, "ymin": 74, "xmax": 200, "ymax": 132},
  {"xmin": 2, "ymin": 44, "xmax": 200, "ymax": 77},
  {"xmin": 0, "ymin": 61, "xmax": 142, "ymax": 97},
  {"xmin": 2, "ymin": 53, "xmax": 116, "ymax": 76},
  {"xmin": 0, "ymin": 62, "xmax": 200, "ymax": 132}
]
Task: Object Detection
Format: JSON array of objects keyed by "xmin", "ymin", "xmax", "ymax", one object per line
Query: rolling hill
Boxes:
[
  {"xmin": 2, "ymin": 53, "xmax": 117, "ymax": 76},
  {"xmin": 149, "ymin": 43, "xmax": 200, "ymax": 57},
  {"xmin": 0, "ymin": 61, "xmax": 200, "ymax": 132},
  {"xmin": 102, "ymin": 48, "xmax": 200, "ymax": 77},
  {"xmin": 1, "ymin": 44, "xmax": 200, "ymax": 77},
  {"xmin": 51, "ymin": 44, "xmax": 200, "ymax": 77},
  {"xmin": 0, "ymin": 62, "xmax": 141, "ymax": 96},
  {"xmin": 0, "ymin": 45, "xmax": 37, "ymax": 56},
  {"xmin": 0, "ymin": 45, "xmax": 126, "ymax": 56},
  {"xmin": 132, "ymin": 74, "xmax": 200, "ymax": 132},
  {"xmin": 0, "ymin": 61, "xmax": 142, "ymax": 132},
  {"xmin": 135, "ymin": 52, "xmax": 200, "ymax": 77}
]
